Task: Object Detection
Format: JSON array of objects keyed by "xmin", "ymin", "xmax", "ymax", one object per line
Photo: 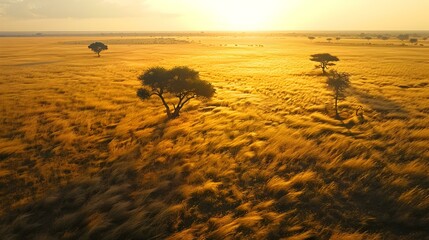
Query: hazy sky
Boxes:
[{"xmin": 0, "ymin": 0, "xmax": 428, "ymax": 31}]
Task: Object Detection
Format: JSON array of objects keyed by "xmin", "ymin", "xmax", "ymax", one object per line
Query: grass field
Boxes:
[{"xmin": 0, "ymin": 34, "xmax": 428, "ymax": 239}]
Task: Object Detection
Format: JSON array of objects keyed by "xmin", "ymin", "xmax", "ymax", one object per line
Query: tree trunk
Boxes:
[
  {"xmin": 171, "ymin": 109, "xmax": 180, "ymax": 119},
  {"xmin": 169, "ymin": 104, "xmax": 182, "ymax": 119},
  {"xmin": 164, "ymin": 106, "xmax": 173, "ymax": 119},
  {"xmin": 97, "ymin": 52, "xmax": 100, "ymax": 57},
  {"xmin": 157, "ymin": 94, "xmax": 172, "ymax": 119},
  {"xmin": 165, "ymin": 109, "xmax": 172, "ymax": 119},
  {"xmin": 334, "ymin": 91, "xmax": 339, "ymax": 118}
]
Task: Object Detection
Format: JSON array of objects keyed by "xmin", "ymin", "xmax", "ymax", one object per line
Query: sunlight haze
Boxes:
[{"xmin": 0, "ymin": 0, "xmax": 428, "ymax": 31}]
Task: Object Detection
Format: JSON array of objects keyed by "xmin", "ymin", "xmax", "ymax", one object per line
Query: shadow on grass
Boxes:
[
  {"xmin": 14, "ymin": 61, "xmax": 62, "ymax": 67},
  {"xmin": 351, "ymin": 87, "xmax": 408, "ymax": 119},
  {"xmin": 0, "ymin": 159, "xmax": 144, "ymax": 239},
  {"xmin": 295, "ymin": 168, "xmax": 429, "ymax": 238}
]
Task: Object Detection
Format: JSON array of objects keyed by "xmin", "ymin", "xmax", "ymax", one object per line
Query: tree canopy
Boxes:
[
  {"xmin": 88, "ymin": 42, "xmax": 108, "ymax": 57},
  {"xmin": 137, "ymin": 66, "xmax": 215, "ymax": 119},
  {"xmin": 310, "ymin": 53, "xmax": 340, "ymax": 74}
]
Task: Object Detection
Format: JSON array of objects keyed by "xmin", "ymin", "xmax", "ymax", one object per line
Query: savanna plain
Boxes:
[{"xmin": 0, "ymin": 33, "xmax": 428, "ymax": 239}]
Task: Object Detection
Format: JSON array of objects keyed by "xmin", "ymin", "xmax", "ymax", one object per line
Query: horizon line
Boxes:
[{"xmin": 1, "ymin": 29, "xmax": 429, "ymax": 33}]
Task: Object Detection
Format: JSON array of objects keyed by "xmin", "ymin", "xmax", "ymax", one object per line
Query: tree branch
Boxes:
[
  {"xmin": 172, "ymin": 93, "xmax": 185, "ymax": 112},
  {"xmin": 179, "ymin": 95, "xmax": 196, "ymax": 109}
]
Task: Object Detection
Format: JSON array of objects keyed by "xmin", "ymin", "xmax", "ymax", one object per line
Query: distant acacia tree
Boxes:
[
  {"xmin": 88, "ymin": 42, "xmax": 108, "ymax": 57},
  {"xmin": 409, "ymin": 38, "xmax": 418, "ymax": 45},
  {"xmin": 137, "ymin": 66, "xmax": 215, "ymax": 119},
  {"xmin": 364, "ymin": 36, "xmax": 372, "ymax": 43},
  {"xmin": 326, "ymin": 71, "xmax": 350, "ymax": 118},
  {"xmin": 326, "ymin": 38, "xmax": 332, "ymax": 43},
  {"xmin": 308, "ymin": 36, "xmax": 316, "ymax": 41},
  {"xmin": 336, "ymin": 37, "xmax": 341, "ymax": 41},
  {"xmin": 397, "ymin": 34, "xmax": 410, "ymax": 42},
  {"xmin": 310, "ymin": 53, "xmax": 340, "ymax": 74}
]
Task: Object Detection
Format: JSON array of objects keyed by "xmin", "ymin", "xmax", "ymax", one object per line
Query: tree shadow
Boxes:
[
  {"xmin": 296, "ymin": 71, "xmax": 327, "ymax": 77},
  {"xmin": 14, "ymin": 60, "xmax": 62, "ymax": 67},
  {"xmin": 350, "ymin": 87, "xmax": 408, "ymax": 119}
]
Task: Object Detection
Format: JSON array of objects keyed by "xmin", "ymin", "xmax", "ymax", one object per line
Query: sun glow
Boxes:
[{"xmin": 207, "ymin": 0, "xmax": 285, "ymax": 31}]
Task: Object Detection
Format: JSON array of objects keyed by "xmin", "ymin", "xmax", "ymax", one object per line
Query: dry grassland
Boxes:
[{"xmin": 0, "ymin": 35, "xmax": 428, "ymax": 239}]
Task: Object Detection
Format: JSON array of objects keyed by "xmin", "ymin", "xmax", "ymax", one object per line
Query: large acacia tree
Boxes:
[
  {"xmin": 88, "ymin": 42, "xmax": 108, "ymax": 57},
  {"xmin": 310, "ymin": 53, "xmax": 339, "ymax": 74},
  {"xmin": 137, "ymin": 66, "xmax": 215, "ymax": 119},
  {"xmin": 326, "ymin": 70, "xmax": 350, "ymax": 118}
]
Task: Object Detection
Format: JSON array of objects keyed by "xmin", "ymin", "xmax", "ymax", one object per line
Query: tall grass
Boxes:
[{"xmin": 0, "ymin": 35, "xmax": 428, "ymax": 239}]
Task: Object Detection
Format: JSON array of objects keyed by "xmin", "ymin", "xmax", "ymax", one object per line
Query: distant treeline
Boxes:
[
  {"xmin": 1, "ymin": 31, "xmax": 429, "ymax": 38},
  {"xmin": 62, "ymin": 38, "xmax": 190, "ymax": 45}
]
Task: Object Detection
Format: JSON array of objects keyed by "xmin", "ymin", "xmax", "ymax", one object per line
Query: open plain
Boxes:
[{"xmin": 0, "ymin": 34, "xmax": 428, "ymax": 239}]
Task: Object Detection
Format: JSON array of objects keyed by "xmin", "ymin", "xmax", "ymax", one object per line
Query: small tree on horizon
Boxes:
[
  {"xmin": 137, "ymin": 66, "xmax": 215, "ymax": 119},
  {"xmin": 88, "ymin": 42, "xmax": 108, "ymax": 57},
  {"xmin": 409, "ymin": 38, "xmax": 418, "ymax": 45},
  {"xmin": 326, "ymin": 70, "xmax": 350, "ymax": 118},
  {"xmin": 308, "ymin": 36, "xmax": 316, "ymax": 41},
  {"xmin": 397, "ymin": 34, "xmax": 410, "ymax": 42},
  {"xmin": 364, "ymin": 36, "xmax": 372, "ymax": 43},
  {"xmin": 310, "ymin": 53, "xmax": 340, "ymax": 74}
]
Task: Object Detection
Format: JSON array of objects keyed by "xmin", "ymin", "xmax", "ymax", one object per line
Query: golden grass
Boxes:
[{"xmin": 0, "ymin": 34, "xmax": 428, "ymax": 239}]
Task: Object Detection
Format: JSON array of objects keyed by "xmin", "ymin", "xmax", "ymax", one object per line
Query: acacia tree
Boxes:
[
  {"xmin": 310, "ymin": 53, "xmax": 340, "ymax": 74},
  {"xmin": 88, "ymin": 42, "xmax": 108, "ymax": 57},
  {"xmin": 397, "ymin": 34, "xmax": 409, "ymax": 42},
  {"xmin": 409, "ymin": 38, "xmax": 418, "ymax": 45},
  {"xmin": 137, "ymin": 66, "xmax": 215, "ymax": 119},
  {"xmin": 308, "ymin": 36, "xmax": 316, "ymax": 41},
  {"xmin": 326, "ymin": 70, "xmax": 350, "ymax": 118},
  {"xmin": 364, "ymin": 36, "xmax": 372, "ymax": 43}
]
